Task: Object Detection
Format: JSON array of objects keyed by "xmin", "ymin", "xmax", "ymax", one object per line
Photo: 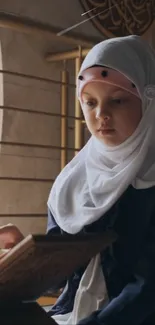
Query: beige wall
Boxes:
[
  {"xmin": 0, "ymin": 40, "xmax": 4, "ymax": 150},
  {"xmin": 0, "ymin": 0, "xmax": 100, "ymax": 235},
  {"xmin": 0, "ymin": 29, "xmax": 63, "ymax": 235}
]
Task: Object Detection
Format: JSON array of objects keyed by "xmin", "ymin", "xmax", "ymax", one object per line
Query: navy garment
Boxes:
[{"xmin": 47, "ymin": 185, "xmax": 155, "ymax": 325}]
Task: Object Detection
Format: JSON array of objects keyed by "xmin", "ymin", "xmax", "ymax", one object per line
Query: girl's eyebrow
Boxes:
[
  {"xmin": 112, "ymin": 89, "xmax": 128, "ymax": 95},
  {"xmin": 82, "ymin": 91, "xmax": 91, "ymax": 96}
]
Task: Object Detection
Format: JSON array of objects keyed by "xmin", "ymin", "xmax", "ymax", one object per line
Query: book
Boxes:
[
  {"xmin": 0, "ymin": 230, "xmax": 117, "ymax": 303},
  {"xmin": 0, "ymin": 301, "xmax": 58, "ymax": 325}
]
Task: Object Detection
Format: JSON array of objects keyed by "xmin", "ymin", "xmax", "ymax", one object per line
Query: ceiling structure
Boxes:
[
  {"xmin": 0, "ymin": 11, "xmax": 101, "ymax": 48},
  {"xmin": 0, "ymin": 1, "xmax": 154, "ymax": 54}
]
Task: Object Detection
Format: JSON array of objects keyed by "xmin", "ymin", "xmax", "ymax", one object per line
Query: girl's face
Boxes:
[{"xmin": 81, "ymin": 82, "xmax": 142, "ymax": 146}]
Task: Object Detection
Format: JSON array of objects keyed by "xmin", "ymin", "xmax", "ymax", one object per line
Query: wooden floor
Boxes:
[{"xmin": 37, "ymin": 296, "xmax": 57, "ymax": 307}]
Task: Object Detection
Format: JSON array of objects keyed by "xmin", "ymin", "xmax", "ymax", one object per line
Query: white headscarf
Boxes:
[{"xmin": 48, "ymin": 35, "xmax": 155, "ymax": 234}]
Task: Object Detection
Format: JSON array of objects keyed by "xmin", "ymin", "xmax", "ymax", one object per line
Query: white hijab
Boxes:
[{"xmin": 48, "ymin": 35, "xmax": 155, "ymax": 234}]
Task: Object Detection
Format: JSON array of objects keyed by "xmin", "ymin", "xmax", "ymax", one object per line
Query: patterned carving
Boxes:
[{"xmin": 80, "ymin": 0, "xmax": 155, "ymax": 37}]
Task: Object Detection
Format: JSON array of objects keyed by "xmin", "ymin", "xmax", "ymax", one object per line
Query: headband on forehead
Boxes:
[{"xmin": 77, "ymin": 66, "xmax": 140, "ymax": 99}]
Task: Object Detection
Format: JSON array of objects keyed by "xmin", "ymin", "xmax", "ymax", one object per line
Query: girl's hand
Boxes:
[
  {"xmin": 0, "ymin": 248, "xmax": 10, "ymax": 260},
  {"xmin": 0, "ymin": 223, "xmax": 24, "ymax": 249}
]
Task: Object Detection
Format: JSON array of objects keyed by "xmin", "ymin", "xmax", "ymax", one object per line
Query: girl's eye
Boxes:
[
  {"xmin": 84, "ymin": 100, "xmax": 96, "ymax": 107},
  {"xmin": 111, "ymin": 98, "xmax": 125, "ymax": 105}
]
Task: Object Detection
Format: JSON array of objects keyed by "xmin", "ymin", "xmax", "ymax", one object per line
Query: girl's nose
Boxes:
[{"xmin": 95, "ymin": 106, "xmax": 110, "ymax": 121}]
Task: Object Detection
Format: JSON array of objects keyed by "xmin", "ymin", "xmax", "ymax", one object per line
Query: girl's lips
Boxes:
[
  {"xmin": 97, "ymin": 127, "xmax": 114, "ymax": 131},
  {"xmin": 97, "ymin": 128, "xmax": 115, "ymax": 135}
]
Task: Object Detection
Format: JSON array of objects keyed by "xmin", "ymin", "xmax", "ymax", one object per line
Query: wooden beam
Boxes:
[{"xmin": 46, "ymin": 48, "xmax": 90, "ymax": 62}]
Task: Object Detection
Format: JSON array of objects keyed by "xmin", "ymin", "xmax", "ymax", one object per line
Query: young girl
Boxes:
[{"xmin": 1, "ymin": 35, "xmax": 155, "ymax": 325}]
